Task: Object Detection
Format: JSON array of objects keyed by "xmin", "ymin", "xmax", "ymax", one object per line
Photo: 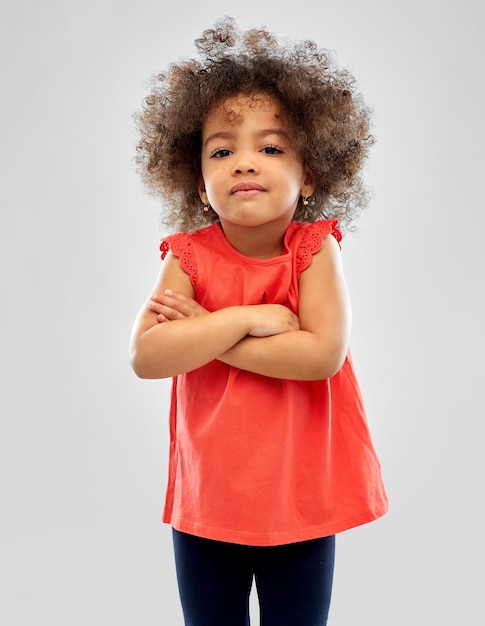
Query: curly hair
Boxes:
[{"xmin": 135, "ymin": 16, "xmax": 374, "ymax": 233}]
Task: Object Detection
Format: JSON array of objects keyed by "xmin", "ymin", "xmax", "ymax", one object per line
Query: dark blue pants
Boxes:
[{"xmin": 172, "ymin": 529, "xmax": 335, "ymax": 626}]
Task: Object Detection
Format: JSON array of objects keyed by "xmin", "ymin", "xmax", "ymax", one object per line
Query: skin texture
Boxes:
[
  {"xmin": 129, "ymin": 95, "xmax": 351, "ymax": 381},
  {"xmin": 198, "ymin": 94, "xmax": 314, "ymax": 258}
]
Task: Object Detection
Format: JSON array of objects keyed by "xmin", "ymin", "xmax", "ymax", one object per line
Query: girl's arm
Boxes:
[
  {"xmin": 150, "ymin": 235, "xmax": 352, "ymax": 381},
  {"xmin": 129, "ymin": 252, "xmax": 299, "ymax": 379},
  {"xmin": 220, "ymin": 234, "xmax": 351, "ymax": 379}
]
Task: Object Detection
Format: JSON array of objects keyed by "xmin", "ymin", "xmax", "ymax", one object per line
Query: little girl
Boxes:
[{"xmin": 130, "ymin": 17, "xmax": 388, "ymax": 626}]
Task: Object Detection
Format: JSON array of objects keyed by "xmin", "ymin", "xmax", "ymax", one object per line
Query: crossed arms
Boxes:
[{"xmin": 129, "ymin": 234, "xmax": 351, "ymax": 381}]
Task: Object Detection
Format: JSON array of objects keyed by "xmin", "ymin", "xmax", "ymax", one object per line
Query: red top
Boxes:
[{"xmin": 159, "ymin": 220, "xmax": 388, "ymax": 546}]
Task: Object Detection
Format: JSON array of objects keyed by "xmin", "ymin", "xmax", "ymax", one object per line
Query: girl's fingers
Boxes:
[
  {"xmin": 149, "ymin": 299, "xmax": 186, "ymax": 321},
  {"xmin": 151, "ymin": 291, "xmax": 208, "ymax": 318}
]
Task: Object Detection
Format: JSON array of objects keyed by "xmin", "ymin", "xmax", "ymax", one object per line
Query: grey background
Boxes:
[{"xmin": 1, "ymin": 0, "xmax": 483, "ymax": 624}]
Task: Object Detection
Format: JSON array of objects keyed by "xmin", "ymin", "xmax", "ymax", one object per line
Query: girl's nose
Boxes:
[
  {"xmin": 235, "ymin": 165, "xmax": 255, "ymax": 174},
  {"xmin": 233, "ymin": 152, "xmax": 258, "ymax": 174}
]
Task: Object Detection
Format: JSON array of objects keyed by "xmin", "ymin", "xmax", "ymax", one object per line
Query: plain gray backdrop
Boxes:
[{"xmin": 1, "ymin": 0, "xmax": 483, "ymax": 624}]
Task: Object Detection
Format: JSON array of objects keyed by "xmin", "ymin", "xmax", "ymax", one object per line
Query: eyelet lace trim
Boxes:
[
  {"xmin": 160, "ymin": 233, "xmax": 198, "ymax": 286},
  {"xmin": 295, "ymin": 219, "xmax": 342, "ymax": 273},
  {"xmin": 160, "ymin": 220, "xmax": 341, "ymax": 285}
]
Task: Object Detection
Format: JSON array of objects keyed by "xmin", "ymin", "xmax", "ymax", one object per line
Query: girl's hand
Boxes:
[
  {"xmin": 149, "ymin": 291, "xmax": 299, "ymax": 337},
  {"xmin": 246, "ymin": 304, "xmax": 300, "ymax": 337},
  {"xmin": 149, "ymin": 289, "xmax": 208, "ymax": 322}
]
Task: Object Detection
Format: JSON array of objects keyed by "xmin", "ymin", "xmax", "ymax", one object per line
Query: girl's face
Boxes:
[{"xmin": 199, "ymin": 94, "xmax": 314, "ymax": 237}]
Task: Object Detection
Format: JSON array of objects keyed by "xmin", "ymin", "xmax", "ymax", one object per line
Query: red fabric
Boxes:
[{"xmin": 160, "ymin": 220, "xmax": 388, "ymax": 546}]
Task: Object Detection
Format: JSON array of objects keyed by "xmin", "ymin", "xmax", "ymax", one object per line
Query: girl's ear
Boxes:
[
  {"xmin": 301, "ymin": 169, "xmax": 316, "ymax": 198},
  {"xmin": 198, "ymin": 179, "xmax": 208, "ymax": 204}
]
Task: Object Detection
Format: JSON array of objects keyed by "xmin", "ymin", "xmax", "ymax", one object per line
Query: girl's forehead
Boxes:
[{"xmin": 204, "ymin": 93, "xmax": 284, "ymax": 127}]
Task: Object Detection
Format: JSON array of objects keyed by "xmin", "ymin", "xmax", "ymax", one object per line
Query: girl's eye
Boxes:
[
  {"xmin": 262, "ymin": 145, "xmax": 283, "ymax": 155},
  {"xmin": 211, "ymin": 148, "xmax": 231, "ymax": 158}
]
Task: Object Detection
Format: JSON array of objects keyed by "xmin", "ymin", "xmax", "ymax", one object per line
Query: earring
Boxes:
[
  {"xmin": 203, "ymin": 202, "xmax": 211, "ymax": 213},
  {"xmin": 302, "ymin": 195, "xmax": 310, "ymax": 206}
]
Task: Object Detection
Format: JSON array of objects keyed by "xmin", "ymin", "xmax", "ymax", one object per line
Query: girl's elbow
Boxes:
[
  {"xmin": 324, "ymin": 353, "xmax": 347, "ymax": 379},
  {"xmin": 313, "ymin": 344, "xmax": 348, "ymax": 380},
  {"xmin": 130, "ymin": 352, "xmax": 152, "ymax": 379},
  {"xmin": 130, "ymin": 346, "xmax": 169, "ymax": 380},
  {"xmin": 131, "ymin": 361, "xmax": 170, "ymax": 380}
]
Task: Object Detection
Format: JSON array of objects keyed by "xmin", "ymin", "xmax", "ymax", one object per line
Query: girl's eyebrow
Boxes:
[
  {"xmin": 204, "ymin": 131, "xmax": 233, "ymax": 147},
  {"xmin": 258, "ymin": 129, "xmax": 290, "ymax": 142},
  {"xmin": 204, "ymin": 128, "xmax": 290, "ymax": 148}
]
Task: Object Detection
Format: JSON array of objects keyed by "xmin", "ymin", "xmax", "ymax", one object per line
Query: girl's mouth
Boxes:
[{"xmin": 230, "ymin": 182, "xmax": 266, "ymax": 196}]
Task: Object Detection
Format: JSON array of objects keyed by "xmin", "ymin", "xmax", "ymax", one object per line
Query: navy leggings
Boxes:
[{"xmin": 172, "ymin": 529, "xmax": 335, "ymax": 626}]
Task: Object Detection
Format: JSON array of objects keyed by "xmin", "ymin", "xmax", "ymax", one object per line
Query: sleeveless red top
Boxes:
[{"xmin": 159, "ymin": 220, "xmax": 388, "ymax": 546}]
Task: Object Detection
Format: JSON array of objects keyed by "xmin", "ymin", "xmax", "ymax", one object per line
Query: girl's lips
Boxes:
[{"xmin": 230, "ymin": 182, "xmax": 266, "ymax": 194}]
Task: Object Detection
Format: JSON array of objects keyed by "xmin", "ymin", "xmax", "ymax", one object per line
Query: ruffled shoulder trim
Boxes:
[
  {"xmin": 295, "ymin": 219, "xmax": 342, "ymax": 274},
  {"xmin": 160, "ymin": 232, "xmax": 198, "ymax": 287}
]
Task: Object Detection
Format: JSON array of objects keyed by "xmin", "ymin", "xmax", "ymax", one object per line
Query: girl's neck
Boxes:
[{"xmin": 219, "ymin": 219, "xmax": 292, "ymax": 259}]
